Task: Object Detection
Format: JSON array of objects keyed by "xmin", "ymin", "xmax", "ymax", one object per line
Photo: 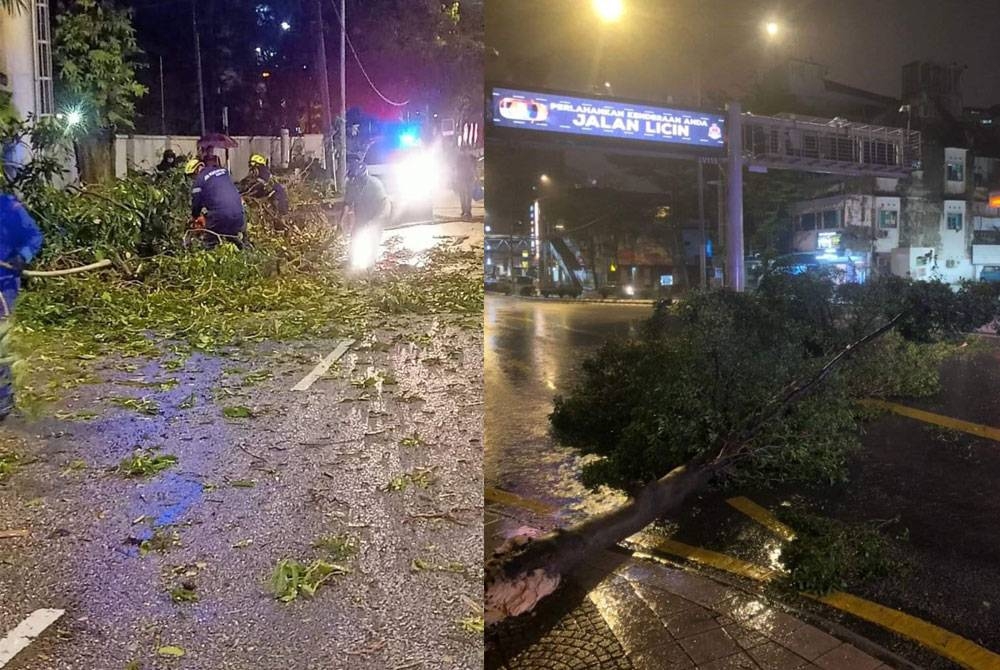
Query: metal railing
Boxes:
[{"xmin": 741, "ymin": 113, "xmax": 921, "ymax": 177}]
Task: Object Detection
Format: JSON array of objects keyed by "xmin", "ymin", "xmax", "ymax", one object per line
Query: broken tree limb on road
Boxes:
[
  {"xmin": 0, "ymin": 258, "xmax": 113, "ymax": 277},
  {"xmin": 485, "ymin": 274, "xmax": 999, "ymax": 625}
]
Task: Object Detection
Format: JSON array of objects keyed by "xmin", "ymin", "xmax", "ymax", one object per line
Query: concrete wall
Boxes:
[{"xmin": 114, "ymin": 133, "xmax": 326, "ymax": 181}]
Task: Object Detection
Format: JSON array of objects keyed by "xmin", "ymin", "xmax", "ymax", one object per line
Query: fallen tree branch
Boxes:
[
  {"xmin": 485, "ymin": 312, "xmax": 908, "ymax": 625},
  {"xmin": 0, "ymin": 258, "xmax": 113, "ymax": 277}
]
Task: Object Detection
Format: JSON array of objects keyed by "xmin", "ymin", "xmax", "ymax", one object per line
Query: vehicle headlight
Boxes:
[{"xmin": 394, "ymin": 151, "xmax": 441, "ymax": 203}]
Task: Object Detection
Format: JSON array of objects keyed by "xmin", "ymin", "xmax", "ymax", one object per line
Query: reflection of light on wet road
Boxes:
[
  {"xmin": 153, "ymin": 475, "xmax": 205, "ymax": 527},
  {"xmin": 485, "ymin": 296, "xmax": 654, "ymax": 528},
  {"xmin": 125, "ymin": 472, "xmax": 205, "ymax": 554}
]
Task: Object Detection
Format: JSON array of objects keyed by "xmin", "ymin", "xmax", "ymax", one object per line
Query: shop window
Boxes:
[
  {"xmin": 822, "ymin": 210, "xmax": 841, "ymax": 229},
  {"xmin": 946, "ymin": 211, "xmax": 963, "ymax": 231},
  {"xmin": 946, "ymin": 160, "xmax": 964, "ymax": 182},
  {"xmin": 878, "ymin": 209, "xmax": 898, "ymax": 229},
  {"xmin": 799, "ymin": 212, "xmax": 816, "ymax": 230}
]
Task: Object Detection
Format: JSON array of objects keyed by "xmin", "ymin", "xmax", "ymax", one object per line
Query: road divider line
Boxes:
[
  {"xmin": 634, "ymin": 530, "xmax": 1000, "ymax": 670},
  {"xmin": 484, "ymin": 487, "xmax": 559, "ymax": 515},
  {"xmin": 0, "ymin": 609, "xmax": 65, "ymax": 668},
  {"xmin": 726, "ymin": 497, "xmax": 797, "ymax": 541},
  {"xmin": 810, "ymin": 591, "xmax": 1000, "ymax": 670},
  {"xmin": 292, "ymin": 339, "xmax": 354, "ymax": 391},
  {"xmin": 861, "ymin": 398, "xmax": 1000, "ymax": 443}
]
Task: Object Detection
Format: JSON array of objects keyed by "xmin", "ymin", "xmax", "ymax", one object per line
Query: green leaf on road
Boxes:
[
  {"xmin": 156, "ymin": 645, "xmax": 185, "ymax": 657},
  {"xmin": 270, "ymin": 559, "xmax": 349, "ymax": 602},
  {"xmin": 117, "ymin": 450, "xmax": 177, "ymax": 478},
  {"xmin": 169, "ymin": 585, "xmax": 199, "ymax": 603},
  {"xmin": 223, "ymin": 405, "xmax": 254, "ymax": 419},
  {"xmin": 110, "ymin": 396, "xmax": 160, "ymax": 416}
]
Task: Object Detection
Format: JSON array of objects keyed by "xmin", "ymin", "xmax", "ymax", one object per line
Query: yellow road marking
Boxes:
[
  {"xmin": 812, "ymin": 591, "xmax": 1000, "ymax": 670},
  {"xmin": 636, "ymin": 527, "xmax": 1000, "ymax": 670},
  {"xmin": 631, "ymin": 536, "xmax": 779, "ymax": 583},
  {"xmin": 862, "ymin": 398, "xmax": 1000, "ymax": 443},
  {"xmin": 484, "ymin": 487, "xmax": 559, "ymax": 515},
  {"xmin": 485, "ymin": 487, "xmax": 1000, "ymax": 668},
  {"xmin": 726, "ymin": 497, "xmax": 797, "ymax": 541}
]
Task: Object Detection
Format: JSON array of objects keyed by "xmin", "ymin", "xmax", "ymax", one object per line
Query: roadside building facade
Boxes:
[
  {"xmin": 0, "ymin": 0, "xmax": 54, "ymax": 120},
  {"xmin": 780, "ymin": 60, "xmax": 1000, "ymax": 285}
]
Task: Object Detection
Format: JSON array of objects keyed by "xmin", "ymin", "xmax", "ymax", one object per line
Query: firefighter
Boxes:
[
  {"xmin": 0, "ymin": 194, "xmax": 43, "ymax": 420},
  {"xmin": 184, "ymin": 158, "xmax": 246, "ymax": 248},
  {"xmin": 239, "ymin": 154, "xmax": 289, "ymax": 218}
]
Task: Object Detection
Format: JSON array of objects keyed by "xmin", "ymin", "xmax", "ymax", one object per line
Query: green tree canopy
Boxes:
[
  {"xmin": 53, "ymin": 0, "xmax": 147, "ymax": 131},
  {"xmin": 551, "ymin": 274, "xmax": 1000, "ymax": 493}
]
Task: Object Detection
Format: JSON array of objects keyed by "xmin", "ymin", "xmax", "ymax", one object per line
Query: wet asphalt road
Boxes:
[
  {"xmin": 0, "ymin": 318, "xmax": 483, "ymax": 669},
  {"xmin": 484, "ymin": 295, "xmax": 1000, "ymax": 666},
  {"xmin": 484, "ymin": 296, "xmax": 653, "ymax": 549}
]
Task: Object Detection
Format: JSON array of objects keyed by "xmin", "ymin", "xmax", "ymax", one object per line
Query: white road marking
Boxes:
[
  {"xmin": 292, "ymin": 339, "xmax": 354, "ymax": 391},
  {"xmin": 0, "ymin": 609, "xmax": 65, "ymax": 667}
]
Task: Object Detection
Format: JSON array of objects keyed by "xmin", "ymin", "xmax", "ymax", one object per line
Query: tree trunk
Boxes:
[
  {"xmin": 484, "ymin": 461, "xmax": 717, "ymax": 624},
  {"xmin": 74, "ymin": 128, "xmax": 115, "ymax": 184}
]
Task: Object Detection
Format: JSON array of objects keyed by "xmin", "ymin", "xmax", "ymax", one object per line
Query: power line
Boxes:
[{"xmin": 327, "ymin": 0, "xmax": 409, "ymax": 107}]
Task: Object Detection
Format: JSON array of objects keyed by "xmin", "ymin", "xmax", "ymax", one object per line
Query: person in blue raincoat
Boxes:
[{"xmin": 0, "ymin": 194, "xmax": 43, "ymax": 419}]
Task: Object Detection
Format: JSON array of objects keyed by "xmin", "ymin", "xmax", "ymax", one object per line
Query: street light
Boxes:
[
  {"xmin": 539, "ymin": 174, "xmax": 551, "ymax": 184},
  {"xmin": 764, "ymin": 20, "xmax": 781, "ymax": 38},
  {"xmin": 280, "ymin": 20, "xmax": 291, "ymax": 30},
  {"xmin": 65, "ymin": 109, "xmax": 83, "ymax": 128},
  {"xmin": 593, "ymin": 0, "xmax": 623, "ymax": 23}
]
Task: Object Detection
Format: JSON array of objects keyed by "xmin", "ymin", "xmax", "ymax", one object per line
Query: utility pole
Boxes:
[
  {"xmin": 159, "ymin": 55, "xmax": 166, "ymax": 136},
  {"xmin": 313, "ymin": 0, "xmax": 335, "ymax": 182},
  {"xmin": 337, "ymin": 0, "xmax": 347, "ymax": 192},
  {"xmin": 192, "ymin": 0, "xmax": 206, "ymax": 136}
]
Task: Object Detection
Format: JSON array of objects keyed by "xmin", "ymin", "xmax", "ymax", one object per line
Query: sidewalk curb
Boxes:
[{"xmin": 633, "ymin": 549, "xmax": 924, "ymax": 670}]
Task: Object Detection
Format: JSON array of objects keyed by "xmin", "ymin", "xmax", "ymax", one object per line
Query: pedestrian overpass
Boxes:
[
  {"xmin": 488, "ymin": 86, "xmax": 921, "ymax": 290},
  {"xmin": 742, "ymin": 112, "xmax": 920, "ymax": 178}
]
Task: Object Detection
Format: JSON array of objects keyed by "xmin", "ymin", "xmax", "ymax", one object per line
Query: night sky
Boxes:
[
  {"xmin": 487, "ymin": 0, "xmax": 1000, "ymax": 108},
  {"xmin": 120, "ymin": 0, "xmax": 480, "ymax": 135}
]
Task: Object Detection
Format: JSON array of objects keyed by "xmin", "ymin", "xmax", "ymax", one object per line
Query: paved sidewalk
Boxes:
[{"xmin": 488, "ymin": 551, "xmax": 892, "ymax": 670}]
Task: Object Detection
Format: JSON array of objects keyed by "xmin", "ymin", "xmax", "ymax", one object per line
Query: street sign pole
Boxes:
[
  {"xmin": 697, "ymin": 157, "xmax": 706, "ymax": 289},
  {"xmin": 726, "ymin": 102, "xmax": 744, "ymax": 292}
]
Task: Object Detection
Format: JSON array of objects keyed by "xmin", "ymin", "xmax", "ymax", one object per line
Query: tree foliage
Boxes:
[
  {"xmin": 53, "ymin": 0, "xmax": 147, "ymax": 130},
  {"xmin": 551, "ymin": 273, "xmax": 1000, "ymax": 494},
  {"xmin": 1, "ymin": 114, "xmax": 71, "ymax": 192},
  {"xmin": 0, "ymin": 0, "xmax": 27, "ymax": 15}
]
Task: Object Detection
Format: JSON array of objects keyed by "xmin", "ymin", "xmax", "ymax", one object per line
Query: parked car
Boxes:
[{"xmin": 981, "ymin": 265, "xmax": 1000, "ymax": 282}]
